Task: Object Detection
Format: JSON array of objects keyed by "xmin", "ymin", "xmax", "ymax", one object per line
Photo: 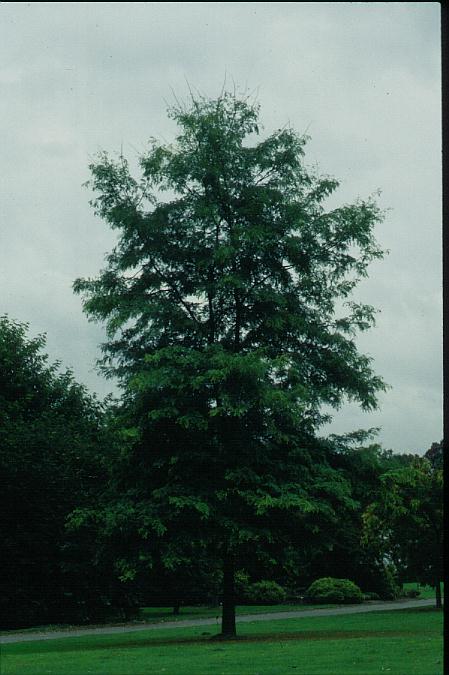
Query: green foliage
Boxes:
[
  {"xmin": 0, "ymin": 316, "xmax": 116, "ymax": 628},
  {"xmin": 424, "ymin": 440, "xmax": 443, "ymax": 470},
  {"xmin": 243, "ymin": 580, "xmax": 288, "ymax": 605},
  {"xmin": 377, "ymin": 565, "xmax": 401, "ymax": 600},
  {"xmin": 74, "ymin": 90, "xmax": 385, "ymax": 398},
  {"xmin": 73, "ymin": 89, "xmax": 386, "ymax": 633},
  {"xmin": 279, "ymin": 436, "xmax": 409, "ymax": 598},
  {"xmin": 306, "ymin": 577, "xmax": 364, "ymax": 604},
  {"xmin": 362, "ymin": 457, "xmax": 443, "ymax": 604}
]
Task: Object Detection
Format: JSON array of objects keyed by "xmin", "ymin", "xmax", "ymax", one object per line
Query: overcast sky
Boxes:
[{"xmin": 0, "ymin": 2, "xmax": 442, "ymax": 453}]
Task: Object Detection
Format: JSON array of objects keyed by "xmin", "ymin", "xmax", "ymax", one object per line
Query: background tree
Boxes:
[
  {"xmin": 424, "ymin": 440, "xmax": 443, "ymax": 470},
  {"xmin": 363, "ymin": 456, "xmax": 443, "ymax": 608},
  {"xmin": 74, "ymin": 90, "xmax": 386, "ymax": 637},
  {"xmin": 308, "ymin": 433, "xmax": 418, "ymax": 599},
  {"xmin": 0, "ymin": 316, "xmax": 115, "ymax": 628}
]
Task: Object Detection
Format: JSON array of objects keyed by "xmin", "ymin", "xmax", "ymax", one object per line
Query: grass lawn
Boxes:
[
  {"xmin": 402, "ymin": 582, "xmax": 444, "ymax": 601},
  {"xmin": 2, "ymin": 607, "xmax": 443, "ymax": 675},
  {"xmin": 0, "ymin": 603, "xmax": 339, "ymax": 637},
  {"xmin": 139, "ymin": 602, "xmax": 338, "ymax": 622}
]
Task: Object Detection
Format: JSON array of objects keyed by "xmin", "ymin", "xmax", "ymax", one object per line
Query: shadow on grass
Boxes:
[{"xmin": 9, "ymin": 628, "xmax": 438, "ymax": 656}]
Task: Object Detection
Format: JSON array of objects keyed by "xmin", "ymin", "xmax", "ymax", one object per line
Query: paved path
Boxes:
[{"xmin": 0, "ymin": 598, "xmax": 436, "ymax": 644}]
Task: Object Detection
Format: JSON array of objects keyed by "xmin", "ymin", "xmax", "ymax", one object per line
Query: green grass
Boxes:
[
  {"xmin": 0, "ymin": 603, "xmax": 338, "ymax": 636},
  {"xmin": 2, "ymin": 607, "xmax": 443, "ymax": 675},
  {"xmin": 139, "ymin": 602, "xmax": 337, "ymax": 622},
  {"xmin": 402, "ymin": 582, "xmax": 443, "ymax": 600}
]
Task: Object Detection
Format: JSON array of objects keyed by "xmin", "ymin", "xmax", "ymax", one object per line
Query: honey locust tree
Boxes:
[{"xmin": 74, "ymin": 91, "xmax": 385, "ymax": 637}]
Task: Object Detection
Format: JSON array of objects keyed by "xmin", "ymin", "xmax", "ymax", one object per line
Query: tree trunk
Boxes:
[
  {"xmin": 221, "ymin": 553, "xmax": 236, "ymax": 637},
  {"xmin": 435, "ymin": 579, "xmax": 442, "ymax": 608}
]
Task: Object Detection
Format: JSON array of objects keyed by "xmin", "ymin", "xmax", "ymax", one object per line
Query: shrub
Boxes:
[
  {"xmin": 306, "ymin": 577, "xmax": 363, "ymax": 604},
  {"xmin": 244, "ymin": 580, "xmax": 287, "ymax": 605}
]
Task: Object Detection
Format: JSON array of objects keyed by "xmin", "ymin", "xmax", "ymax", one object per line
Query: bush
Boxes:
[
  {"xmin": 244, "ymin": 580, "xmax": 287, "ymax": 605},
  {"xmin": 306, "ymin": 577, "xmax": 363, "ymax": 604}
]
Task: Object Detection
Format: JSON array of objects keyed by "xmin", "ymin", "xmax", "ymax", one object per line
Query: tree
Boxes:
[
  {"xmin": 425, "ymin": 440, "xmax": 443, "ymax": 470},
  {"xmin": 74, "ymin": 90, "xmax": 386, "ymax": 636},
  {"xmin": 362, "ymin": 456, "xmax": 443, "ymax": 608},
  {"xmin": 0, "ymin": 316, "xmax": 113, "ymax": 628},
  {"xmin": 311, "ymin": 435, "xmax": 417, "ymax": 598}
]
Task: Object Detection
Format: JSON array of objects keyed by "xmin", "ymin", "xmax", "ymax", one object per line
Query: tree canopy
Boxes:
[
  {"xmin": 74, "ymin": 90, "xmax": 387, "ymax": 636},
  {"xmin": 0, "ymin": 316, "xmax": 115, "ymax": 628},
  {"xmin": 363, "ymin": 455, "xmax": 443, "ymax": 607}
]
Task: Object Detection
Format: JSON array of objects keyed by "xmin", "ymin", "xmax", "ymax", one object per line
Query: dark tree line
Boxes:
[{"xmin": 0, "ymin": 316, "xmax": 120, "ymax": 627}]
